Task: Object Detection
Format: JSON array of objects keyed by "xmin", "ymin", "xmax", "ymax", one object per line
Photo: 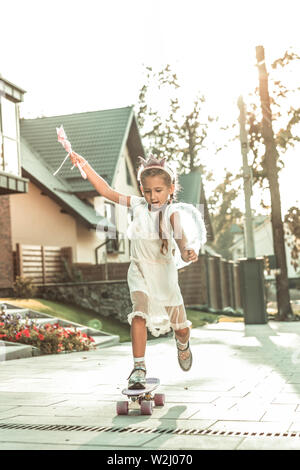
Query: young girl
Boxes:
[{"xmin": 68, "ymin": 152, "xmax": 206, "ymax": 389}]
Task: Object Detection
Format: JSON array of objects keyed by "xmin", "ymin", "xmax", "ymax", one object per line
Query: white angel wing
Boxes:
[{"xmin": 168, "ymin": 203, "xmax": 207, "ymax": 270}]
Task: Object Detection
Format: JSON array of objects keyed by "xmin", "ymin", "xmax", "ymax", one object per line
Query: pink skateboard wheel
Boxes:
[
  {"xmin": 116, "ymin": 401, "xmax": 129, "ymax": 415},
  {"xmin": 140, "ymin": 400, "xmax": 153, "ymax": 415},
  {"xmin": 154, "ymin": 393, "xmax": 165, "ymax": 406}
]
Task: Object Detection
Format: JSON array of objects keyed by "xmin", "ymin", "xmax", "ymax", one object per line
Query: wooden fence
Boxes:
[
  {"xmin": 14, "ymin": 244, "xmax": 244, "ymax": 311},
  {"xmin": 74, "ymin": 254, "xmax": 243, "ymax": 310},
  {"xmin": 15, "ymin": 244, "xmax": 73, "ymax": 284}
]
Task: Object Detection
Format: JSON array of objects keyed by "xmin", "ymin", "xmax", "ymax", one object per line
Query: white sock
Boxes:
[
  {"xmin": 176, "ymin": 339, "xmax": 189, "ymax": 349},
  {"xmin": 134, "ymin": 356, "xmax": 145, "ymax": 366}
]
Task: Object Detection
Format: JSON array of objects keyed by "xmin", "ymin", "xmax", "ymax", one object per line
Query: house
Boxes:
[
  {"xmin": 13, "ymin": 106, "xmax": 144, "ymax": 269},
  {"xmin": 0, "ymin": 75, "xmax": 29, "ymax": 290},
  {"xmin": 229, "ymin": 215, "xmax": 299, "ymax": 279},
  {"xmin": 0, "ymin": 73, "xmax": 214, "ymax": 291}
]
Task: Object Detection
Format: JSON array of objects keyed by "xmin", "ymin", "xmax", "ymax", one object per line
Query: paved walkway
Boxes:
[{"xmin": 1, "ymin": 320, "xmax": 300, "ymax": 450}]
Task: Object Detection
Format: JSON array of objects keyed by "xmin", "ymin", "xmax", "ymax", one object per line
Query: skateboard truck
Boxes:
[{"xmin": 116, "ymin": 378, "xmax": 165, "ymax": 415}]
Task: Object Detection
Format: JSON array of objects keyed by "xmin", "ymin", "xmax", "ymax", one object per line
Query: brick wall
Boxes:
[{"xmin": 0, "ymin": 196, "xmax": 14, "ymax": 288}]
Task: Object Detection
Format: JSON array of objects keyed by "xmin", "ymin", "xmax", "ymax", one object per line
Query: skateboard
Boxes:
[{"xmin": 116, "ymin": 378, "xmax": 165, "ymax": 415}]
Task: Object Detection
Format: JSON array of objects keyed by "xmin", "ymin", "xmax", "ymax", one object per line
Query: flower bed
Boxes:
[{"xmin": 0, "ymin": 312, "xmax": 95, "ymax": 354}]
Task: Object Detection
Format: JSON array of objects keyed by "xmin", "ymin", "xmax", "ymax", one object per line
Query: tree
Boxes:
[
  {"xmin": 247, "ymin": 49, "xmax": 300, "ymax": 206},
  {"xmin": 284, "ymin": 206, "xmax": 300, "ymax": 273},
  {"xmin": 136, "ymin": 65, "xmax": 181, "ymax": 162},
  {"xmin": 255, "ymin": 45, "xmax": 295, "ymax": 321},
  {"xmin": 135, "ymin": 64, "xmax": 241, "ymax": 250},
  {"xmin": 135, "ymin": 64, "xmax": 218, "ymax": 175},
  {"xmin": 207, "ymin": 171, "xmax": 243, "ymax": 258}
]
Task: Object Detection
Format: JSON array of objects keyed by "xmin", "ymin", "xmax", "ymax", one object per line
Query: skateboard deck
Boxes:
[
  {"xmin": 122, "ymin": 377, "xmax": 160, "ymax": 396},
  {"xmin": 117, "ymin": 377, "xmax": 165, "ymax": 415}
]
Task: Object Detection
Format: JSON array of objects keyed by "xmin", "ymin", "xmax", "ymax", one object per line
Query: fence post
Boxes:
[
  {"xmin": 220, "ymin": 259, "xmax": 230, "ymax": 308},
  {"xmin": 41, "ymin": 246, "xmax": 46, "ymax": 284},
  {"xmin": 233, "ymin": 263, "xmax": 242, "ymax": 310},
  {"xmin": 227, "ymin": 261, "xmax": 235, "ymax": 309},
  {"xmin": 198, "ymin": 254, "xmax": 209, "ymax": 306},
  {"xmin": 15, "ymin": 243, "xmax": 23, "ymax": 277},
  {"xmin": 208, "ymin": 255, "xmax": 222, "ymax": 311}
]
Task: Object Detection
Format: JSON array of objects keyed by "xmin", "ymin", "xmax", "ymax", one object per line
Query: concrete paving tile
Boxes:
[
  {"xmin": 211, "ymin": 397, "xmax": 238, "ymax": 409},
  {"xmin": 0, "ymin": 320, "xmax": 300, "ymax": 449},
  {"xmin": 236, "ymin": 436, "xmax": 300, "ymax": 450},
  {"xmin": 0, "ymin": 442, "xmax": 79, "ymax": 450},
  {"xmin": 209, "ymin": 420, "xmax": 292, "ymax": 433},
  {"xmin": 142, "ymin": 433, "xmax": 244, "ymax": 450},
  {"xmin": 0, "ymin": 392, "xmax": 67, "ymax": 407},
  {"xmin": 190, "ymin": 403, "xmax": 266, "ymax": 421},
  {"xmin": 0, "ymin": 406, "xmax": 19, "ymax": 414},
  {"xmin": 0, "ymin": 428, "xmax": 163, "ymax": 448},
  {"xmin": 159, "ymin": 391, "xmax": 220, "ymax": 404},
  {"xmin": 272, "ymin": 393, "xmax": 300, "ymax": 405},
  {"xmin": 261, "ymin": 404, "xmax": 298, "ymax": 421},
  {"xmin": 0, "ymin": 405, "xmax": 82, "ymax": 418},
  {"xmin": 0, "ymin": 441, "xmax": 125, "ymax": 450},
  {"xmin": 281, "ymin": 384, "xmax": 300, "ymax": 393}
]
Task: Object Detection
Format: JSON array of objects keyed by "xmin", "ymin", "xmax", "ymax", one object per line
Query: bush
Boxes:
[
  {"xmin": 13, "ymin": 276, "xmax": 37, "ymax": 299},
  {"xmin": 0, "ymin": 312, "xmax": 95, "ymax": 354}
]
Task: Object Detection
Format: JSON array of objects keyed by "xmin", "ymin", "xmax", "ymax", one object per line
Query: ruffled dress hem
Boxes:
[
  {"xmin": 127, "ymin": 311, "xmax": 171, "ymax": 337},
  {"xmin": 127, "ymin": 311, "xmax": 192, "ymax": 337}
]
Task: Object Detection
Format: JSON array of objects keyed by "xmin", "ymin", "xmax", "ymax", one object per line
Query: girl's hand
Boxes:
[
  {"xmin": 181, "ymin": 249, "xmax": 198, "ymax": 263},
  {"xmin": 69, "ymin": 151, "xmax": 87, "ymax": 167}
]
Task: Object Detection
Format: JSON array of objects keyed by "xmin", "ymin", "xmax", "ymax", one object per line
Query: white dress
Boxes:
[{"xmin": 126, "ymin": 196, "xmax": 207, "ymax": 337}]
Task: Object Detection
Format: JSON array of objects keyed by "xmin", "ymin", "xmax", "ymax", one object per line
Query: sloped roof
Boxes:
[
  {"xmin": 20, "ymin": 106, "xmax": 142, "ymax": 192},
  {"xmin": 177, "ymin": 171, "xmax": 202, "ymax": 205},
  {"xmin": 20, "ymin": 138, "xmax": 114, "ymax": 230}
]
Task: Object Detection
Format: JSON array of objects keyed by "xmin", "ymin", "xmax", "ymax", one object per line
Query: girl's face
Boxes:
[{"xmin": 141, "ymin": 175, "xmax": 174, "ymax": 209}]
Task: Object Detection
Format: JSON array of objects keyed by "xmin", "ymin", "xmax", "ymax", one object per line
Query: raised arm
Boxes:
[{"xmin": 70, "ymin": 151, "xmax": 131, "ymax": 207}]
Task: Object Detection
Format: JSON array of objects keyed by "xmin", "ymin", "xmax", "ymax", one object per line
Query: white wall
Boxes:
[{"xmin": 10, "ymin": 181, "xmax": 78, "ymax": 259}]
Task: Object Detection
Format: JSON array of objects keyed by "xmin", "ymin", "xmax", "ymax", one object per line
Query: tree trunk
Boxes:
[{"xmin": 256, "ymin": 45, "xmax": 295, "ymax": 320}]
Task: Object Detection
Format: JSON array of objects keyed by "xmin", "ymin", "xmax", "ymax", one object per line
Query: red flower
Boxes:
[
  {"xmin": 0, "ymin": 334, "xmax": 6, "ymax": 338},
  {"xmin": 38, "ymin": 334, "xmax": 45, "ymax": 341},
  {"xmin": 15, "ymin": 332, "xmax": 22, "ymax": 340},
  {"xmin": 23, "ymin": 329, "xmax": 30, "ymax": 338}
]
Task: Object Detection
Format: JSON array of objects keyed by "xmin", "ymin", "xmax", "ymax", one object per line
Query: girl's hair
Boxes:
[{"xmin": 137, "ymin": 155, "xmax": 179, "ymax": 255}]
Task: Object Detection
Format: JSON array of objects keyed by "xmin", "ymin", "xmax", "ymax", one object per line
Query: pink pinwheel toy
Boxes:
[{"xmin": 53, "ymin": 125, "xmax": 87, "ymax": 179}]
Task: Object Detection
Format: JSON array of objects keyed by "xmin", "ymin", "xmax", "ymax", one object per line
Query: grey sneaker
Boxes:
[
  {"xmin": 176, "ymin": 339, "xmax": 193, "ymax": 371},
  {"xmin": 127, "ymin": 366, "xmax": 147, "ymax": 390}
]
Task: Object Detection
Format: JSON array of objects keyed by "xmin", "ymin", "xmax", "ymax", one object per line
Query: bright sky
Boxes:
[{"xmin": 1, "ymin": 0, "xmax": 299, "ymax": 213}]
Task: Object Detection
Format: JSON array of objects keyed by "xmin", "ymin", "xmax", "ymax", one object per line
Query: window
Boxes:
[{"xmin": 0, "ymin": 96, "xmax": 19, "ymax": 175}]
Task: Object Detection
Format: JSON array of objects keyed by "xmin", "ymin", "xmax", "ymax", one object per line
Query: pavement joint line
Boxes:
[{"xmin": 0, "ymin": 422, "xmax": 300, "ymax": 439}]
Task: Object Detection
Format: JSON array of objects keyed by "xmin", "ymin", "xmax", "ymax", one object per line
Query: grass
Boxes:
[
  {"xmin": 0, "ymin": 298, "xmax": 243, "ymax": 343},
  {"xmin": 0, "ymin": 298, "xmax": 132, "ymax": 343}
]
